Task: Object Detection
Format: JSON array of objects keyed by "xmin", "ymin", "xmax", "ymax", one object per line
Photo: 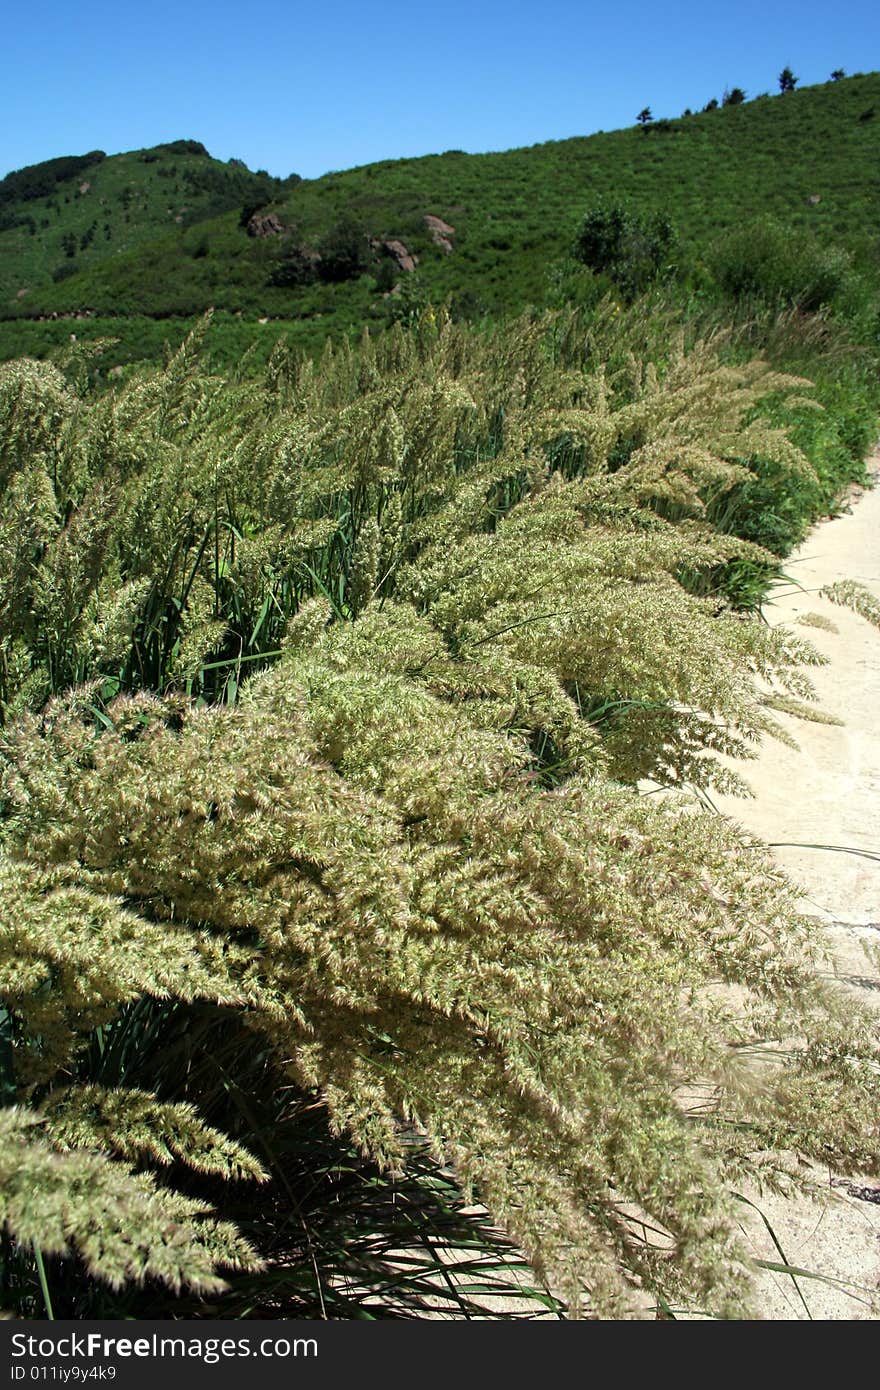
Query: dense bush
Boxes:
[
  {"xmin": 156, "ymin": 140, "xmax": 210, "ymax": 157},
  {"xmin": 180, "ymin": 164, "xmax": 281, "ymax": 224},
  {"xmin": 268, "ymin": 243, "xmax": 319, "ymax": 287},
  {"xmin": 573, "ymin": 203, "xmax": 677, "ymax": 299},
  {"xmin": 708, "ymin": 218, "xmax": 853, "ymax": 311},
  {"xmin": 50, "ymin": 262, "xmax": 79, "ymax": 284},
  {"xmin": 317, "ymin": 218, "xmax": 372, "ymax": 283}
]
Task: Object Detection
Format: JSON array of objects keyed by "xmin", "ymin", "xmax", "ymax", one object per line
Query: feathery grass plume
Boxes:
[
  {"xmin": 45, "ymin": 1001, "xmax": 563, "ymax": 1321},
  {"xmin": 796, "ymin": 611, "xmax": 840, "ymax": 633},
  {"xmin": 84, "ymin": 576, "xmax": 155, "ymax": 674},
  {"xmin": 0, "ymin": 464, "xmax": 57, "ymax": 712},
  {"xmin": 43, "ymin": 1086, "xmax": 268, "ymax": 1180},
  {"xmin": 0, "ymin": 306, "xmax": 822, "ymax": 720},
  {"xmin": 0, "ymin": 848, "xmax": 269, "ymax": 1088},
  {"xmin": 820, "ymin": 579, "xmax": 880, "ymax": 628},
  {"xmin": 759, "ymin": 693, "xmax": 844, "ymax": 726},
  {"xmin": 395, "ymin": 479, "xmax": 826, "ymax": 789},
  {"xmin": 0, "ymin": 359, "xmax": 72, "ymax": 494},
  {"xmin": 0, "ymin": 1108, "xmax": 262, "ymax": 1297}
]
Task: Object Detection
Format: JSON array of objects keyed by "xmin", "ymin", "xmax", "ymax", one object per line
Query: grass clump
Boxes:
[{"xmin": 1, "ymin": 311, "xmax": 878, "ymax": 1318}]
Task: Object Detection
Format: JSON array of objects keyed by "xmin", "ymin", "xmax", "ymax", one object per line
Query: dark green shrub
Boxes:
[
  {"xmin": 373, "ymin": 258, "xmax": 398, "ymax": 294},
  {"xmin": 384, "ymin": 272, "xmax": 430, "ymax": 324},
  {"xmin": 238, "ymin": 201, "xmax": 266, "ymax": 229},
  {"xmin": 317, "ymin": 218, "xmax": 371, "ymax": 283},
  {"xmin": 157, "ymin": 139, "xmax": 210, "ymax": 157},
  {"xmin": 708, "ymin": 218, "xmax": 852, "ymax": 311},
  {"xmin": 268, "ymin": 244, "xmax": 318, "ymax": 287},
  {"xmin": 573, "ymin": 202, "xmax": 677, "ymax": 299},
  {"xmin": 179, "ymin": 165, "xmax": 279, "ymax": 225}
]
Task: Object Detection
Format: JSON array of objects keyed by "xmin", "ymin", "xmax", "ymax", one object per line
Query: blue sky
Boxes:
[{"xmin": 4, "ymin": 1, "xmax": 877, "ymax": 180}]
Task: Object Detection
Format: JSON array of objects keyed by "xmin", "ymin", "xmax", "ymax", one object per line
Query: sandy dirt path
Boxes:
[{"xmin": 710, "ymin": 453, "xmax": 880, "ymax": 1319}]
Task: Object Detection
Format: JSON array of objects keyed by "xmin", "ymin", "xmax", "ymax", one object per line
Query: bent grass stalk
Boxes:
[{"xmin": 1, "ymin": 313, "xmax": 878, "ymax": 1318}]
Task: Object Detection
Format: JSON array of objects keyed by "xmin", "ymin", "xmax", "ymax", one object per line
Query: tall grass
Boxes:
[{"xmin": 1, "ymin": 306, "xmax": 878, "ymax": 1320}]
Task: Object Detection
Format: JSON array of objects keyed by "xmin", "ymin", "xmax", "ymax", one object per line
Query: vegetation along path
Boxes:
[{"xmin": 714, "ymin": 451, "xmax": 880, "ymax": 1318}]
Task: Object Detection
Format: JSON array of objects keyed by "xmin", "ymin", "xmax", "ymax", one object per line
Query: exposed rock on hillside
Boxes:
[
  {"xmin": 424, "ymin": 213, "xmax": 455, "ymax": 252},
  {"xmin": 371, "ymin": 238, "xmax": 418, "ymax": 272},
  {"xmin": 246, "ymin": 210, "xmax": 286, "ymax": 238}
]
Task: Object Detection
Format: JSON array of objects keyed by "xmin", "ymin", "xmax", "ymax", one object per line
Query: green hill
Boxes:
[
  {"xmin": 1, "ymin": 73, "xmax": 879, "ymax": 367},
  {"xmin": 0, "ymin": 140, "xmax": 285, "ymax": 300}
]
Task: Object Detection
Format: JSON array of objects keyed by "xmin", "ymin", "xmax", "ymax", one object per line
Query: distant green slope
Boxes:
[
  {"xmin": 2, "ymin": 74, "xmax": 878, "ymax": 365},
  {"xmin": 0, "ymin": 140, "xmax": 285, "ymax": 306}
]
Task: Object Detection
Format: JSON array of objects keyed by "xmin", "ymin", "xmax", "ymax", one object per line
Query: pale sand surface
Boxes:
[
  {"xmin": 710, "ymin": 454, "xmax": 880, "ymax": 1318},
  {"xmin": 713, "ymin": 459, "xmax": 880, "ymax": 931}
]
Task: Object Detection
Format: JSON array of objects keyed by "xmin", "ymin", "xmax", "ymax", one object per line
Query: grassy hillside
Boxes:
[
  {"xmin": 1, "ymin": 74, "xmax": 878, "ymax": 368},
  {"xmin": 0, "ymin": 140, "xmax": 285, "ymax": 307}
]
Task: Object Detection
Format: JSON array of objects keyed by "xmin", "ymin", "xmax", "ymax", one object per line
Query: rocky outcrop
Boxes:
[
  {"xmin": 246, "ymin": 210, "xmax": 286, "ymax": 238},
  {"xmin": 371, "ymin": 238, "xmax": 418, "ymax": 272},
  {"xmin": 424, "ymin": 213, "xmax": 455, "ymax": 253}
]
